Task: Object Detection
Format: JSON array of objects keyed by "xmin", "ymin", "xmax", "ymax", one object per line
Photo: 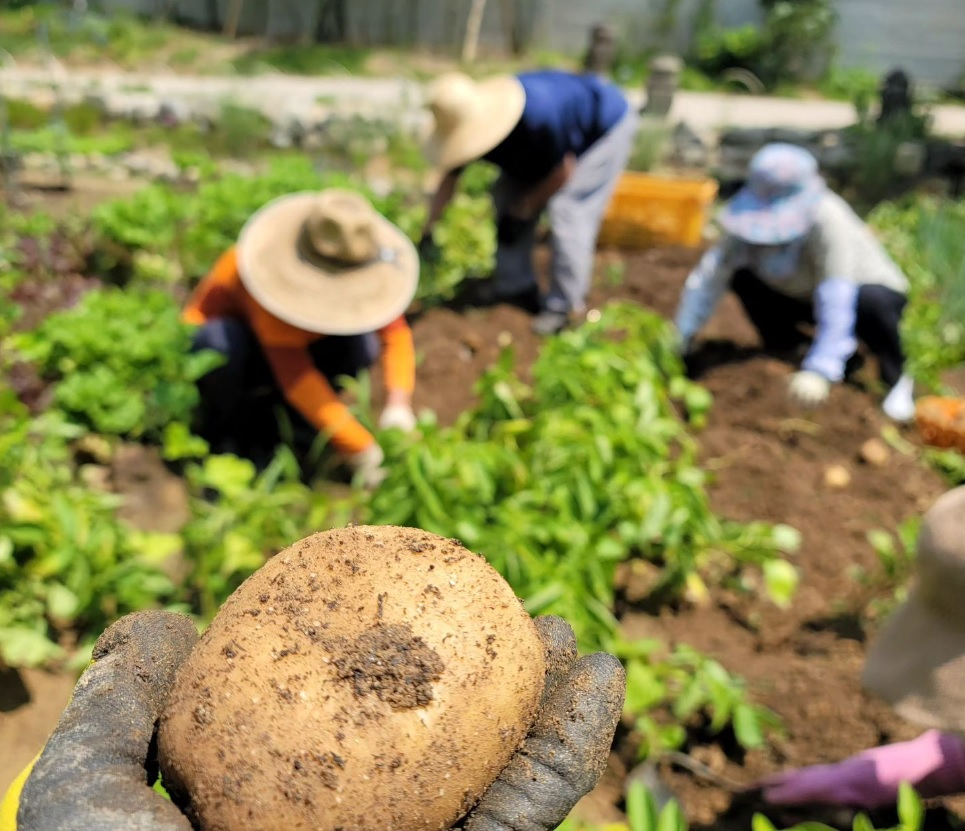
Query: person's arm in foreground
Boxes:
[
  {"xmin": 181, "ymin": 248, "xmax": 242, "ymax": 325},
  {"xmin": 1, "ymin": 613, "xmax": 625, "ymax": 831},
  {"xmin": 262, "ymin": 343, "xmax": 386, "ymax": 487},
  {"xmin": 510, "ymin": 153, "xmax": 577, "ymax": 219},
  {"xmin": 759, "ymin": 730, "xmax": 965, "ymax": 809}
]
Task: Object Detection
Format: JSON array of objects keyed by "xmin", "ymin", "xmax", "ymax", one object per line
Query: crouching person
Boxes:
[
  {"xmin": 674, "ymin": 143, "xmax": 915, "ymax": 421},
  {"xmin": 183, "ymin": 189, "xmax": 419, "ymax": 489}
]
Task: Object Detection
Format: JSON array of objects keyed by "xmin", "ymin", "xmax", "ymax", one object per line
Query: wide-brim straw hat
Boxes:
[
  {"xmin": 423, "ymin": 72, "xmax": 526, "ymax": 171},
  {"xmin": 720, "ymin": 142, "xmax": 826, "ymax": 245},
  {"xmin": 863, "ymin": 486, "xmax": 965, "ymax": 733},
  {"xmin": 237, "ymin": 189, "xmax": 418, "ymax": 336}
]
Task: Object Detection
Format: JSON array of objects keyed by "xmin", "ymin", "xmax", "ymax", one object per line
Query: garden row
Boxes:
[
  {"xmin": 1, "ymin": 157, "xmax": 963, "ymax": 808},
  {"xmin": 0, "ymin": 157, "xmax": 800, "ymax": 763}
]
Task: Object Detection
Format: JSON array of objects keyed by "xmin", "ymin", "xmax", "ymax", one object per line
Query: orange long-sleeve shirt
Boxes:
[{"xmin": 183, "ymin": 247, "xmax": 415, "ymax": 456}]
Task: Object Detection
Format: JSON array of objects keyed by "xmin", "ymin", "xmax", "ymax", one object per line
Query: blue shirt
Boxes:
[{"xmin": 483, "ymin": 70, "xmax": 629, "ymax": 183}]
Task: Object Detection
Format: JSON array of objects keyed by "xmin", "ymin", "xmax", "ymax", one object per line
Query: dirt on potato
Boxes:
[{"xmin": 332, "ymin": 622, "xmax": 445, "ymax": 709}]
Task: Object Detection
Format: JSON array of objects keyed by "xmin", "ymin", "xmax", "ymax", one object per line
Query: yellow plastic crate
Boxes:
[{"xmin": 598, "ymin": 172, "xmax": 719, "ymax": 249}]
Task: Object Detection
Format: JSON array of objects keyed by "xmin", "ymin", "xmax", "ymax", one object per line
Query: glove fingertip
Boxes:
[
  {"xmin": 534, "ymin": 616, "xmax": 577, "ymax": 662},
  {"xmin": 573, "ymin": 652, "xmax": 627, "ymax": 708},
  {"xmin": 535, "ymin": 652, "xmax": 626, "ymax": 763},
  {"xmin": 533, "ymin": 617, "xmax": 578, "ymax": 706},
  {"xmin": 93, "ymin": 611, "xmax": 198, "ymax": 666}
]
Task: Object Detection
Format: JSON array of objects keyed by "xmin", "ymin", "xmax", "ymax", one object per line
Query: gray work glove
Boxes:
[
  {"xmin": 5, "ymin": 614, "xmax": 623, "ymax": 831},
  {"xmin": 463, "ymin": 616, "xmax": 626, "ymax": 831},
  {"xmin": 378, "ymin": 403, "xmax": 418, "ymax": 432},
  {"xmin": 9, "ymin": 611, "xmax": 199, "ymax": 831}
]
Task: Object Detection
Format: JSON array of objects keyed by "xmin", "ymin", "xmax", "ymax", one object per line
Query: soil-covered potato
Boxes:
[{"xmin": 158, "ymin": 526, "xmax": 547, "ymax": 831}]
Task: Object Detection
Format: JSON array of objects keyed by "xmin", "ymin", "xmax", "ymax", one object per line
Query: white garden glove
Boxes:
[
  {"xmin": 346, "ymin": 443, "xmax": 388, "ymax": 490},
  {"xmin": 788, "ymin": 370, "xmax": 831, "ymax": 409},
  {"xmin": 882, "ymin": 374, "xmax": 915, "ymax": 422},
  {"xmin": 378, "ymin": 403, "xmax": 417, "ymax": 432}
]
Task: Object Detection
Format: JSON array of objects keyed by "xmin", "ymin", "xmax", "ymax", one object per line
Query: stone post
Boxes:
[
  {"xmin": 643, "ymin": 54, "xmax": 683, "ymax": 118},
  {"xmin": 878, "ymin": 68, "xmax": 913, "ymax": 125},
  {"xmin": 582, "ymin": 23, "xmax": 618, "ymax": 76}
]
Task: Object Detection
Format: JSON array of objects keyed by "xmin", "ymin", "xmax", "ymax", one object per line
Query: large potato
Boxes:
[{"xmin": 158, "ymin": 526, "xmax": 547, "ymax": 831}]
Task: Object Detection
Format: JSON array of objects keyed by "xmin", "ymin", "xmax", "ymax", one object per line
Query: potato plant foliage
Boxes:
[
  {"xmin": 363, "ymin": 304, "xmax": 800, "ymax": 651},
  {"xmin": 0, "ymin": 156, "xmax": 865, "ymax": 767},
  {"xmin": 13, "ymin": 287, "xmax": 220, "ymax": 440},
  {"xmin": 870, "ymin": 197, "xmax": 965, "ymax": 391}
]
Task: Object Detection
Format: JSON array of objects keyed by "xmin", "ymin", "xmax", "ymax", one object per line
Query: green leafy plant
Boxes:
[
  {"xmin": 818, "ymin": 67, "xmax": 880, "ymax": 103},
  {"xmin": 870, "ymin": 197, "xmax": 965, "ymax": 390},
  {"xmin": 688, "ymin": 0, "xmax": 835, "ymax": 90},
  {"xmin": 843, "ymin": 114, "xmax": 930, "ymax": 209},
  {"xmin": 923, "ymin": 447, "xmax": 965, "ymax": 485},
  {"xmin": 361, "ymin": 303, "xmax": 799, "ymax": 650},
  {"xmin": 625, "ymin": 779, "xmax": 687, "ymax": 831},
  {"xmin": 231, "ymin": 43, "xmax": 371, "ymax": 77},
  {"xmin": 90, "ymin": 156, "xmax": 495, "ymax": 304},
  {"xmin": 0, "ymin": 390, "xmax": 179, "ymax": 666},
  {"xmin": 178, "ymin": 448, "xmax": 349, "ymax": 620},
  {"xmin": 627, "ymin": 116, "xmax": 672, "ymax": 173},
  {"xmin": 561, "ymin": 781, "xmax": 924, "ymax": 831},
  {"xmin": 755, "ymin": 782, "xmax": 924, "ymax": 831},
  {"xmin": 12, "ymin": 287, "xmax": 221, "ymax": 440},
  {"xmin": 856, "ymin": 517, "xmax": 920, "ymax": 620},
  {"xmin": 616, "ymin": 638, "xmax": 781, "ymax": 758}
]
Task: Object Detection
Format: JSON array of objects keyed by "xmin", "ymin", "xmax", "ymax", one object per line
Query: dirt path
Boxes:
[{"xmin": 5, "ymin": 66, "xmax": 965, "ymax": 138}]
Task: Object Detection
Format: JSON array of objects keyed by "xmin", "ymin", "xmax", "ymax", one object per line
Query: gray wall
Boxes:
[
  {"xmin": 91, "ymin": 0, "xmax": 964, "ymax": 84},
  {"xmin": 836, "ymin": 0, "xmax": 965, "ymax": 84}
]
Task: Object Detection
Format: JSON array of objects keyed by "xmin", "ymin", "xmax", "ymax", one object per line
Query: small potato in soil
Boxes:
[{"xmin": 158, "ymin": 526, "xmax": 547, "ymax": 831}]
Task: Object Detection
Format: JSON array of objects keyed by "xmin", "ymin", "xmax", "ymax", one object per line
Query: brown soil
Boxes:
[
  {"xmin": 2, "ymin": 240, "xmax": 959, "ymax": 827},
  {"xmin": 8, "ymin": 176, "xmax": 147, "ymax": 220},
  {"xmin": 406, "ymin": 245, "xmax": 953, "ymax": 829},
  {"xmin": 332, "ymin": 622, "xmax": 445, "ymax": 709}
]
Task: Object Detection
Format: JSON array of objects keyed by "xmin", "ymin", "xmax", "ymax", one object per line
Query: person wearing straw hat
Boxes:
[
  {"xmin": 182, "ymin": 189, "xmax": 419, "ymax": 489},
  {"xmin": 419, "ymin": 70, "xmax": 637, "ymax": 335},
  {"xmin": 751, "ymin": 485, "xmax": 965, "ymax": 808},
  {"xmin": 674, "ymin": 143, "xmax": 916, "ymax": 421}
]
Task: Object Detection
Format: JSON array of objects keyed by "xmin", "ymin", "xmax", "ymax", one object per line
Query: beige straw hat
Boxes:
[
  {"xmin": 423, "ymin": 72, "xmax": 526, "ymax": 170},
  {"xmin": 863, "ymin": 486, "xmax": 965, "ymax": 733},
  {"xmin": 237, "ymin": 189, "xmax": 418, "ymax": 336}
]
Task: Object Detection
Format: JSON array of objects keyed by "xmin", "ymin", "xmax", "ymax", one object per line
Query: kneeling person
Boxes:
[
  {"xmin": 183, "ymin": 189, "xmax": 419, "ymax": 488},
  {"xmin": 674, "ymin": 144, "xmax": 914, "ymax": 420}
]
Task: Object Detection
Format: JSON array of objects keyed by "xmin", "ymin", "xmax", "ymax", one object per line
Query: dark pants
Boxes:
[
  {"xmin": 731, "ymin": 269, "xmax": 907, "ymax": 387},
  {"xmin": 192, "ymin": 318, "xmax": 379, "ymax": 454}
]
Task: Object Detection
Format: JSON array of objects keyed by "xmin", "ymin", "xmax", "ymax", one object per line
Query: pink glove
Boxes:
[{"xmin": 758, "ymin": 730, "xmax": 965, "ymax": 809}]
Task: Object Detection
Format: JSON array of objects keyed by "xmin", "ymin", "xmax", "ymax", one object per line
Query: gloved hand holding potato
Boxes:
[{"xmin": 2, "ymin": 526, "xmax": 625, "ymax": 831}]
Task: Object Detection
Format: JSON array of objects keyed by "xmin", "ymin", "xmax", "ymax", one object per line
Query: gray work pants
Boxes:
[{"xmin": 491, "ymin": 107, "xmax": 638, "ymax": 313}]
